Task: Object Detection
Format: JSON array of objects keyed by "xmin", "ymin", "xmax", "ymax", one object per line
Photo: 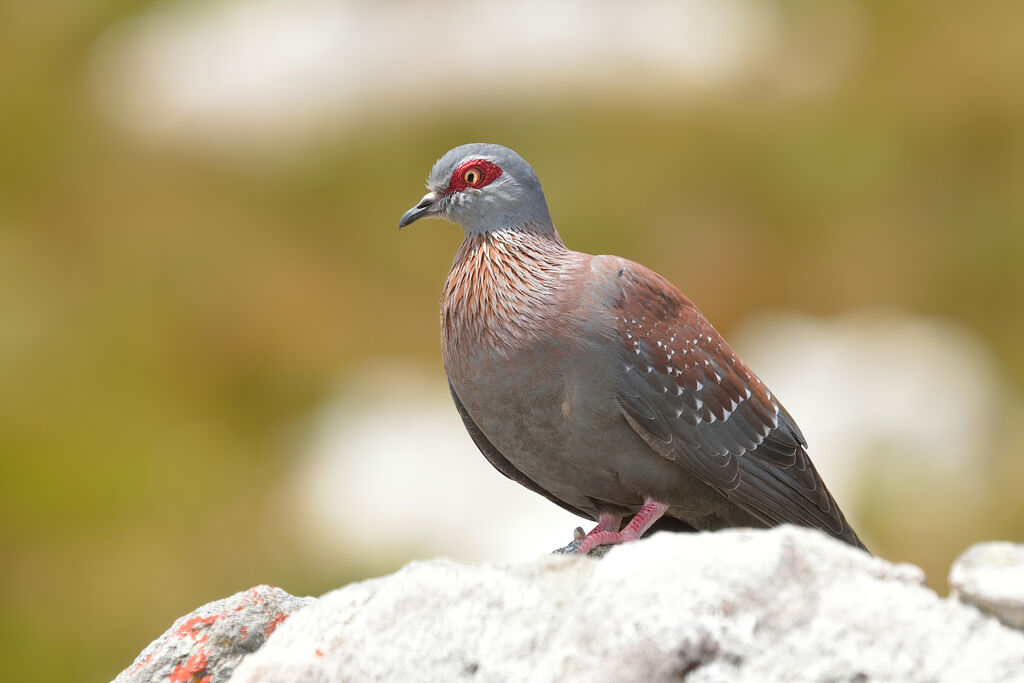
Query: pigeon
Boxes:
[{"xmin": 399, "ymin": 143, "xmax": 866, "ymax": 554}]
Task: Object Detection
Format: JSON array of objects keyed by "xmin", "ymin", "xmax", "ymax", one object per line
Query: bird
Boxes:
[{"xmin": 399, "ymin": 143, "xmax": 867, "ymax": 554}]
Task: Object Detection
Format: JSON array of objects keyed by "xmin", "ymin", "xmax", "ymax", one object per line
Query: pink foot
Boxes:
[
  {"xmin": 578, "ymin": 512, "xmax": 621, "ymax": 545},
  {"xmin": 577, "ymin": 499, "xmax": 669, "ymax": 555}
]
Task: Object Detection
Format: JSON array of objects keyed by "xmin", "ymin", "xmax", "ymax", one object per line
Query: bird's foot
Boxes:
[
  {"xmin": 552, "ymin": 513, "xmax": 621, "ymax": 555},
  {"xmin": 552, "ymin": 528, "xmax": 589, "ymax": 555},
  {"xmin": 573, "ymin": 512, "xmax": 622, "ymax": 554},
  {"xmin": 576, "ymin": 499, "xmax": 669, "ymax": 555}
]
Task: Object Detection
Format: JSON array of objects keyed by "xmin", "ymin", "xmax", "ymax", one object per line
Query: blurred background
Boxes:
[{"xmin": 2, "ymin": 0, "xmax": 1023, "ymax": 680}]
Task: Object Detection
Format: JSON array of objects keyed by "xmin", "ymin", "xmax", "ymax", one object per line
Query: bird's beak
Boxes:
[{"xmin": 398, "ymin": 191, "xmax": 440, "ymax": 229}]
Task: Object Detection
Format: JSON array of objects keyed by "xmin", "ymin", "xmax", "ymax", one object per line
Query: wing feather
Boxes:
[{"xmin": 611, "ymin": 261, "xmax": 866, "ymax": 550}]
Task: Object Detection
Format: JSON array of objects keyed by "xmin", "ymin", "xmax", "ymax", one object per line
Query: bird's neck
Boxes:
[{"xmin": 442, "ymin": 227, "xmax": 575, "ymax": 358}]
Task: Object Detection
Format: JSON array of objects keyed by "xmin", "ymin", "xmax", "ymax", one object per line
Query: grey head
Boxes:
[{"xmin": 398, "ymin": 143, "xmax": 554, "ymax": 234}]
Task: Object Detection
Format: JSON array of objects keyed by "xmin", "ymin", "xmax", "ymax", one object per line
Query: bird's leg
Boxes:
[
  {"xmin": 577, "ymin": 499, "xmax": 669, "ymax": 555},
  {"xmin": 582, "ymin": 512, "xmax": 621, "ymax": 539}
]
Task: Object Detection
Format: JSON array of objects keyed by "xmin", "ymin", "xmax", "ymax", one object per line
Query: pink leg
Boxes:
[
  {"xmin": 580, "ymin": 512, "xmax": 621, "ymax": 541},
  {"xmin": 577, "ymin": 499, "xmax": 669, "ymax": 555}
]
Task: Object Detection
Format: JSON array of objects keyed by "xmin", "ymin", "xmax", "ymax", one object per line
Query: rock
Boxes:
[
  {"xmin": 222, "ymin": 527, "xmax": 1024, "ymax": 683},
  {"xmin": 950, "ymin": 542, "xmax": 1024, "ymax": 631},
  {"xmin": 113, "ymin": 585, "xmax": 315, "ymax": 683}
]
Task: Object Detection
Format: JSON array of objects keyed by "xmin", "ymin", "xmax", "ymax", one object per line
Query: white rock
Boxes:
[
  {"xmin": 226, "ymin": 527, "xmax": 1024, "ymax": 683},
  {"xmin": 950, "ymin": 542, "xmax": 1024, "ymax": 631},
  {"xmin": 113, "ymin": 585, "xmax": 314, "ymax": 683}
]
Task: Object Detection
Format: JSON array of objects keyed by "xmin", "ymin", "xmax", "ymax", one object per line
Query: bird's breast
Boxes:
[{"xmin": 440, "ymin": 231, "xmax": 586, "ymax": 366}]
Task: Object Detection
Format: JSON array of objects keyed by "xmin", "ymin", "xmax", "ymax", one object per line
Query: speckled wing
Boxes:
[{"xmin": 611, "ymin": 262, "xmax": 865, "ymax": 549}]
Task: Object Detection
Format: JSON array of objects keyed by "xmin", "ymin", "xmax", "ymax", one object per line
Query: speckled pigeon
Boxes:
[{"xmin": 399, "ymin": 143, "xmax": 866, "ymax": 553}]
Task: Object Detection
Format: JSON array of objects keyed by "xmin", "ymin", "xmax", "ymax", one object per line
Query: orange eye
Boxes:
[{"xmin": 448, "ymin": 159, "xmax": 502, "ymax": 192}]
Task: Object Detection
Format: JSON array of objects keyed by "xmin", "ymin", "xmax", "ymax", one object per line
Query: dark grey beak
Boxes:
[{"xmin": 398, "ymin": 192, "xmax": 439, "ymax": 229}]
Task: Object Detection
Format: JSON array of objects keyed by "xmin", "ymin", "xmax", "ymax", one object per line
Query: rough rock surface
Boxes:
[
  {"xmin": 220, "ymin": 527, "xmax": 1024, "ymax": 683},
  {"xmin": 113, "ymin": 585, "xmax": 315, "ymax": 683},
  {"xmin": 950, "ymin": 541, "xmax": 1024, "ymax": 631}
]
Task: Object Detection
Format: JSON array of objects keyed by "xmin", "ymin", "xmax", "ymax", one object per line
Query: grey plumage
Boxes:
[{"xmin": 400, "ymin": 143, "xmax": 866, "ymax": 552}]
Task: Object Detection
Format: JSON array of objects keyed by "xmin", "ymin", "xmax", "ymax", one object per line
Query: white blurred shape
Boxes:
[
  {"xmin": 731, "ymin": 309, "xmax": 1003, "ymax": 501},
  {"xmin": 295, "ymin": 362, "xmax": 584, "ymax": 564},
  {"xmin": 89, "ymin": 0, "xmax": 788, "ymax": 148}
]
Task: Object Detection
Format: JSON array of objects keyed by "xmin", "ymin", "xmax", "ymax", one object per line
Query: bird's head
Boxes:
[{"xmin": 398, "ymin": 143, "xmax": 554, "ymax": 235}]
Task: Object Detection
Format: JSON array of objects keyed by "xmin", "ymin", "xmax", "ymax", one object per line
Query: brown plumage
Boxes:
[{"xmin": 400, "ymin": 143, "xmax": 867, "ymax": 554}]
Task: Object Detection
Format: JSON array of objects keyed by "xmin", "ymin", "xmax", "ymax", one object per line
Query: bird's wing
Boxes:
[
  {"xmin": 448, "ymin": 381, "xmax": 594, "ymax": 521},
  {"xmin": 609, "ymin": 261, "xmax": 865, "ymax": 549}
]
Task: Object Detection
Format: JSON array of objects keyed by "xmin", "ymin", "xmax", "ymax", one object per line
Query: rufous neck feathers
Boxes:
[{"xmin": 442, "ymin": 228, "xmax": 574, "ymax": 360}]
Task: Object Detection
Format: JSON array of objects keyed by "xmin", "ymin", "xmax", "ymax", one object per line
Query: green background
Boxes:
[{"xmin": 2, "ymin": 1, "xmax": 1023, "ymax": 681}]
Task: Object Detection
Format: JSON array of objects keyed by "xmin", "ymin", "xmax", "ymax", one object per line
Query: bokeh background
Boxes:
[{"xmin": 3, "ymin": 1, "xmax": 1024, "ymax": 681}]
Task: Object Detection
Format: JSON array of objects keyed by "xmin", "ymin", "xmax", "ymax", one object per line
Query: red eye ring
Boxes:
[{"xmin": 446, "ymin": 159, "xmax": 503, "ymax": 194}]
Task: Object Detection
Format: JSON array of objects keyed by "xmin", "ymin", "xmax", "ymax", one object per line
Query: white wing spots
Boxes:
[
  {"xmin": 674, "ymin": 386, "xmax": 684, "ymax": 396},
  {"xmin": 646, "ymin": 365, "xmax": 654, "ymax": 374},
  {"xmin": 695, "ymin": 380, "xmax": 703, "ymax": 390},
  {"xmin": 706, "ymin": 335, "xmax": 712, "ymax": 342},
  {"xmin": 712, "ymin": 372, "xmax": 722, "ymax": 382},
  {"xmin": 656, "ymin": 340, "xmax": 662, "ymax": 348},
  {"xmin": 703, "ymin": 359, "xmax": 710, "ymax": 366},
  {"xmin": 624, "ymin": 363, "xmax": 635, "ymax": 373},
  {"xmin": 744, "ymin": 387, "xmax": 752, "ymax": 399},
  {"xmin": 694, "ymin": 397, "xmax": 703, "ymax": 409},
  {"xmin": 674, "ymin": 408, "xmax": 685, "ymax": 418}
]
